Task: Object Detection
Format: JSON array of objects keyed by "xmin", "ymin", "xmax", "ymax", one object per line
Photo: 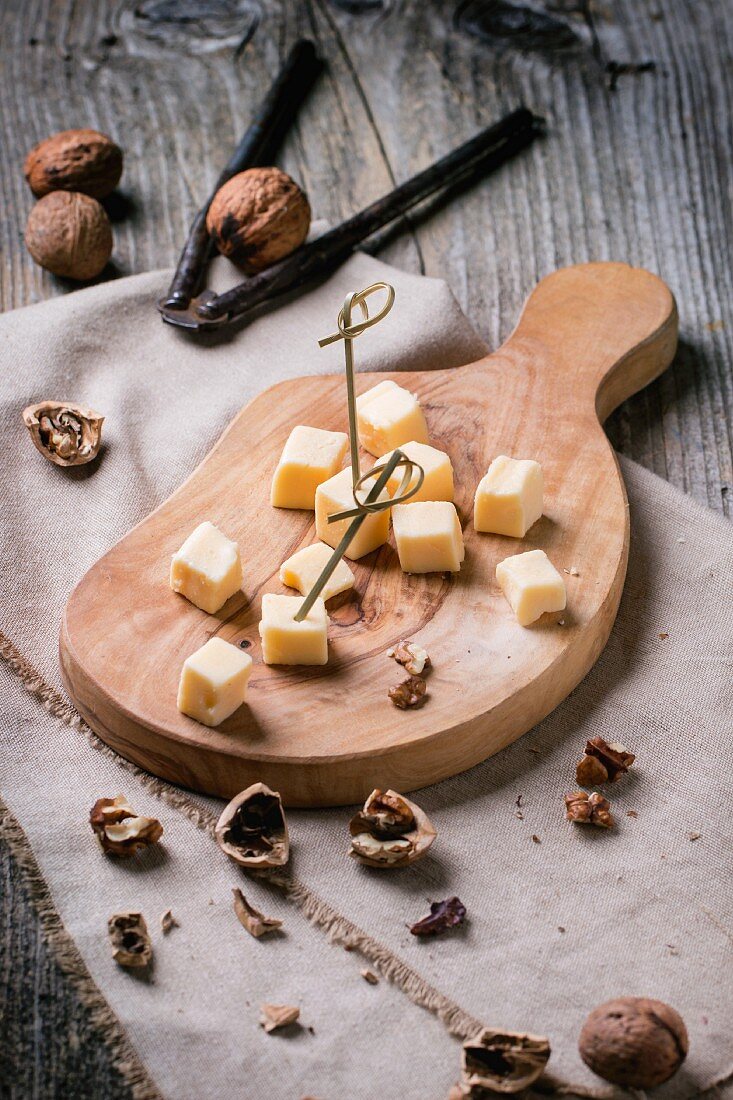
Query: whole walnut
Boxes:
[
  {"xmin": 206, "ymin": 166, "xmax": 310, "ymax": 273},
  {"xmin": 25, "ymin": 192, "xmax": 113, "ymax": 281},
  {"xmin": 579, "ymin": 997, "xmax": 688, "ymax": 1089},
  {"xmin": 24, "ymin": 129, "xmax": 123, "ymax": 198}
]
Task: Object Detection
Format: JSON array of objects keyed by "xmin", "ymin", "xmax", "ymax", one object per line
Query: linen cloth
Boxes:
[{"xmin": 1, "ymin": 255, "xmax": 731, "ymax": 1100}]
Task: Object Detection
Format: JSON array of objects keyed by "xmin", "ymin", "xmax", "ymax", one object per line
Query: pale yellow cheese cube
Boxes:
[
  {"xmin": 279, "ymin": 542, "xmax": 355, "ymax": 602},
  {"xmin": 392, "ymin": 501, "xmax": 465, "ymax": 573},
  {"xmin": 474, "ymin": 455, "xmax": 543, "ymax": 537},
  {"xmin": 375, "ymin": 440, "xmax": 454, "ymax": 503},
  {"xmin": 259, "ymin": 593, "xmax": 329, "ymax": 666},
  {"xmin": 315, "ymin": 466, "xmax": 391, "ymax": 561},
  {"xmin": 270, "ymin": 424, "xmax": 349, "ymax": 510},
  {"xmin": 355, "ymin": 379, "xmax": 429, "ymax": 457},
  {"xmin": 495, "ymin": 548, "xmax": 566, "ymax": 626},
  {"xmin": 177, "ymin": 637, "xmax": 252, "ymax": 727},
  {"xmin": 170, "ymin": 521, "xmax": 242, "ymax": 614}
]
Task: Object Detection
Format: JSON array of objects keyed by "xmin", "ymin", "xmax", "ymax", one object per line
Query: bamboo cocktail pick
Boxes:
[{"xmin": 294, "ymin": 283, "xmax": 424, "ymax": 622}]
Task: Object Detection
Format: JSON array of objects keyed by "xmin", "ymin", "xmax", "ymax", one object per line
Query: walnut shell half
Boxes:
[
  {"xmin": 215, "ymin": 782, "xmax": 289, "ymax": 869},
  {"xmin": 25, "ymin": 191, "xmax": 113, "ymax": 281},
  {"xmin": 579, "ymin": 996, "xmax": 688, "ymax": 1089},
  {"xmin": 461, "ymin": 1029, "xmax": 551, "ymax": 1094},
  {"xmin": 24, "ymin": 128, "xmax": 123, "ymax": 198},
  {"xmin": 108, "ymin": 911, "xmax": 152, "ymax": 969},
  {"xmin": 23, "ymin": 401, "xmax": 104, "ymax": 467},
  {"xmin": 206, "ymin": 166, "xmax": 310, "ymax": 273},
  {"xmin": 349, "ymin": 789, "xmax": 437, "ymax": 868}
]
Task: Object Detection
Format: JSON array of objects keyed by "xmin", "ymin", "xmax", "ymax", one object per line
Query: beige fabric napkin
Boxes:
[{"xmin": 1, "ymin": 254, "xmax": 732, "ymax": 1100}]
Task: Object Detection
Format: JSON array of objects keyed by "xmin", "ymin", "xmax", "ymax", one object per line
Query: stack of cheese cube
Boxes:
[{"xmin": 267, "ymin": 379, "xmax": 464, "ymax": 668}]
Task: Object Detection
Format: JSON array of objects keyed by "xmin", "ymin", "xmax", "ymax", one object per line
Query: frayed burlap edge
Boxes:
[
  {"xmin": 2, "ymin": 629, "xmax": 732, "ymax": 1100},
  {"xmin": 0, "ymin": 794, "xmax": 163, "ymax": 1100}
]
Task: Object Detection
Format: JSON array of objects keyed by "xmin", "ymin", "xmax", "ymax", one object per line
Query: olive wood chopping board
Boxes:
[{"xmin": 60, "ymin": 262, "xmax": 677, "ymax": 807}]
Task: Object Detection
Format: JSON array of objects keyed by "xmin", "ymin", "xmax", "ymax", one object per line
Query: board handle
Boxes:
[{"xmin": 503, "ymin": 262, "xmax": 678, "ymax": 421}]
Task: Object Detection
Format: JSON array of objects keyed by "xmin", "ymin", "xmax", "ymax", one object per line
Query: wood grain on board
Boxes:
[{"xmin": 61, "ymin": 263, "xmax": 677, "ymax": 806}]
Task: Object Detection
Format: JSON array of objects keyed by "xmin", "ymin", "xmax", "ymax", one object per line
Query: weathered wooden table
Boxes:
[{"xmin": 1, "ymin": 1, "xmax": 730, "ymax": 1095}]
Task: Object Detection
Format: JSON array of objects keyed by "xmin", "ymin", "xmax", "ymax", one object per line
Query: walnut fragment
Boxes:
[
  {"xmin": 232, "ymin": 888, "xmax": 283, "ymax": 938},
  {"xmin": 90, "ymin": 795, "xmax": 163, "ymax": 857},
  {"xmin": 160, "ymin": 910, "xmax": 179, "ymax": 935},
  {"xmin": 349, "ymin": 789, "xmax": 436, "ymax": 868},
  {"xmin": 260, "ymin": 1003, "xmax": 300, "ymax": 1033},
  {"xmin": 23, "ymin": 401, "xmax": 104, "ymax": 467},
  {"xmin": 461, "ymin": 1029, "xmax": 551, "ymax": 1094},
  {"xmin": 391, "ymin": 639, "xmax": 431, "ymax": 675},
  {"xmin": 576, "ymin": 736, "xmax": 635, "ymax": 786},
  {"xmin": 108, "ymin": 912, "xmax": 152, "ymax": 969},
  {"xmin": 565, "ymin": 790, "xmax": 614, "ymax": 828},
  {"xmin": 388, "ymin": 674, "xmax": 427, "ymax": 709},
  {"xmin": 215, "ymin": 783, "xmax": 289, "ymax": 869},
  {"xmin": 410, "ymin": 896, "xmax": 466, "ymax": 937}
]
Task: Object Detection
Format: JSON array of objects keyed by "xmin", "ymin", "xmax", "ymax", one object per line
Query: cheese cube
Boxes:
[
  {"xmin": 315, "ymin": 466, "xmax": 390, "ymax": 561},
  {"xmin": 356, "ymin": 379, "xmax": 429, "ymax": 457},
  {"xmin": 170, "ymin": 521, "xmax": 242, "ymax": 614},
  {"xmin": 495, "ymin": 549, "xmax": 566, "ymax": 626},
  {"xmin": 279, "ymin": 542, "xmax": 355, "ymax": 602},
  {"xmin": 375, "ymin": 440, "xmax": 454, "ymax": 503},
  {"xmin": 259, "ymin": 593, "xmax": 329, "ymax": 666},
  {"xmin": 392, "ymin": 501, "xmax": 465, "ymax": 573},
  {"xmin": 177, "ymin": 637, "xmax": 252, "ymax": 727},
  {"xmin": 474, "ymin": 455, "xmax": 543, "ymax": 538},
  {"xmin": 271, "ymin": 425, "xmax": 349, "ymax": 510}
]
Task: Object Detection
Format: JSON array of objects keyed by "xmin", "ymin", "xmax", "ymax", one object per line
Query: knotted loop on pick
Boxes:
[
  {"xmin": 318, "ymin": 282, "xmax": 396, "ymax": 348},
  {"xmin": 327, "ymin": 449, "xmax": 425, "ymax": 523}
]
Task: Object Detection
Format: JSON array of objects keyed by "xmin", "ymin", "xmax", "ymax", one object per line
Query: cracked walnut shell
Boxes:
[
  {"xmin": 206, "ymin": 167, "xmax": 310, "ymax": 273},
  {"xmin": 23, "ymin": 401, "xmax": 104, "ymax": 467},
  {"xmin": 108, "ymin": 911, "xmax": 152, "ymax": 969},
  {"xmin": 215, "ymin": 782, "xmax": 289, "ymax": 868},
  {"xmin": 90, "ymin": 795, "xmax": 163, "ymax": 856},
  {"xmin": 25, "ymin": 191, "xmax": 113, "ymax": 281},
  {"xmin": 349, "ymin": 789, "xmax": 436, "ymax": 868},
  {"xmin": 461, "ymin": 1029, "xmax": 551, "ymax": 1094},
  {"xmin": 24, "ymin": 128, "xmax": 123, "ymax": 198}
]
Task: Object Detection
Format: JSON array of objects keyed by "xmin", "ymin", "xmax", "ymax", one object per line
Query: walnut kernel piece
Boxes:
[
  {"xmin": 90, "ymin": 795, "xmax": 163, "ymax": 857},
  {"xmin": 391, "ymin": 639, "xmax": 431, "ymax": 675},
  {"xmin": 462, "ymin": 1029, "xmax": 551, "ymax": 1094},
  {"xmin": 24, "ymin": 128, "xmax": 123, "ymax": 198},
  {"xmin": 206, "ymin": 167, "xmax": 310, "ymax": 273},
  {"xmin": 23, "ymin": 401, "xmax": 104, "ymax": 467},
  {"xmin": 388, "ymin": 674, "xmax": 427, "ymax": 709},
  {"xmin": 576, "ymin": 754, "xmax": 610, "ymax": 786},
  {"xmin": 260, "ymin": 1003, "xmax": 300, "ymax": 1033},
  {"xmin": 410, "ymin": 896, "xmax": 466, "ymax": 937},
  {"xmin": 25, "ymin": 191, "xmax": 113, "ymax": 280},
  {"xmin": 215, "ymin": 783, "xmax": 289, "ymax": 869},
  {"xmin": 232, "ymin": 888, "xmax": 283, "ymax": 938},
  {"xmin": 579, "ymin": 997, "xmax": 688, "ymax": 1088},
  {"xmin": 108, "ymin": 912, "xmax": 152, "ymax": 969},
  {"xmin": 576, "ymin": 736, "xmax": 635, "ymax": 785},
  {"xmin": 349, "ymin": 789, "xmax": 437, "ymax": 868},
  {"xmin": 565, "ymin": 790, "xmax": 614, "ymax": 828}
]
